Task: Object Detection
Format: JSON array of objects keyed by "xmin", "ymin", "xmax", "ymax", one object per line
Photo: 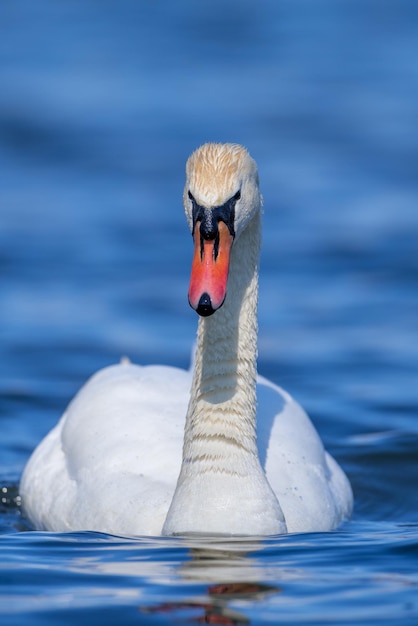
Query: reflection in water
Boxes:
[
  {"xmin": 141, "ymin": 585, "xmax": 275, "ymax": 624},
  {"xmin": 140, "ymin": 538, "xmax": 281, "ymax": 624}
]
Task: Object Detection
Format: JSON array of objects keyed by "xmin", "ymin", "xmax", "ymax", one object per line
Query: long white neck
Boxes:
[
  {"xmin": 162, "ymin": 212, "xmax": 286, "ymax": 536},
  {"xmin": 185, "ymin": 211, "xmax": 261, "ymax": 460}
]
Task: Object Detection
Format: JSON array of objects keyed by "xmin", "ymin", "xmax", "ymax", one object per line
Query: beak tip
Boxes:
[{"xmin": 190, "ymin": 292, "xmax": 217, "ymax": 317}]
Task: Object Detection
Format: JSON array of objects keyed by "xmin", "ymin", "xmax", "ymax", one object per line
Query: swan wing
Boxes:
[
  {"xmin": 256, "ymin": 376, "xmax": 353, "ymax": 532},
  {"xmin": 20, "ymin": 363, "xmax": 190, "ymax": 535}
]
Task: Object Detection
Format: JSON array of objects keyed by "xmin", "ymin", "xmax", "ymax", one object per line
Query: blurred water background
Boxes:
[{"xmin": 1, "ymin": 1, "xmax": 418, "ymax": 624}]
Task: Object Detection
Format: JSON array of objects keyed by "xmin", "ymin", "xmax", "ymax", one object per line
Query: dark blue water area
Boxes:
[{"xmin": 1, "ymin": 0, "xmax": 418, "ymax": 623}]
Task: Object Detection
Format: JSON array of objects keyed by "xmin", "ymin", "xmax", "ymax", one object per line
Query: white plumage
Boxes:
[{"xmin": 20, "ymin": 143, "xmax": 353, "ymax": 536}]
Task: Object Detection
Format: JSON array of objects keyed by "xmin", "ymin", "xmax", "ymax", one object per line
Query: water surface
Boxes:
[{"xmin": 1, "ymin": 1, "xmax": 418, "ymax": 624}]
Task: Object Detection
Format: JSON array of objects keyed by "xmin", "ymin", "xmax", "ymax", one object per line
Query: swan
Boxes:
[{"xmin": 20, "ymin": 143, "xmax": 353, "ymax": 536}]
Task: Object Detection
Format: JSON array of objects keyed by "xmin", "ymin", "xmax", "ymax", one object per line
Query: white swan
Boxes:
[{"xmin": 20, "ymin": 143, "xmax": 353, "ymax": 536}]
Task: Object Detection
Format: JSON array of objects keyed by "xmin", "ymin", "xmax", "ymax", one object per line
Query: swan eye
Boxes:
[
  {"xmin": 188, "ymin": 190, "xmax": 195, "ymax": 202},
  {"xmin": 233, "ymin": 190, "xmax": 241, "ymax": 201}
]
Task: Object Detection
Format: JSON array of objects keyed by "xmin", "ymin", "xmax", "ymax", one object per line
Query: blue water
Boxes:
[{"xmin": 1, "ymin": 1, "xmax": 418, "ymax": 623}]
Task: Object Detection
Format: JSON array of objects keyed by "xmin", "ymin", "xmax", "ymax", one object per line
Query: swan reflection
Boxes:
[{"xmin": 140, "ymin": 537, "xmax": 281, "ymax": 624}]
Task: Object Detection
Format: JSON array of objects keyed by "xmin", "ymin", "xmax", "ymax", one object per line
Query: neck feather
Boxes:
[
  {"xmin": 162, "ymin": 210, "xmax": 286, "ymax": 536},
  {"xmin": 184, "ymin": 211, "xmax": 261, "ymax": 461}
]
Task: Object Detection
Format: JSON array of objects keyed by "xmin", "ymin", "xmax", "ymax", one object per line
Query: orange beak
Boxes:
[{"xmin": 188, "ymin": 221, "xmax": 234, "ymax": 316}]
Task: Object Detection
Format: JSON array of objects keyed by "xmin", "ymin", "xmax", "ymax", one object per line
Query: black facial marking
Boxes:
[{"xmin": 189, "ymin": 191, "xmax": 240, "ymax": 241}]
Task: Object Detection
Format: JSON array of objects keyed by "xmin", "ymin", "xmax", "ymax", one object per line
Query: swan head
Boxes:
[{"xmin": 184, "ymin": 143, "xmax": 261, "ymax": 317}]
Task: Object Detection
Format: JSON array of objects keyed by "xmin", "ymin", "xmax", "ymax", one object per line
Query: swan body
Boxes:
[{"xmin": 20, "ymin": 143, "xmax": 353, "ymax": 536}]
